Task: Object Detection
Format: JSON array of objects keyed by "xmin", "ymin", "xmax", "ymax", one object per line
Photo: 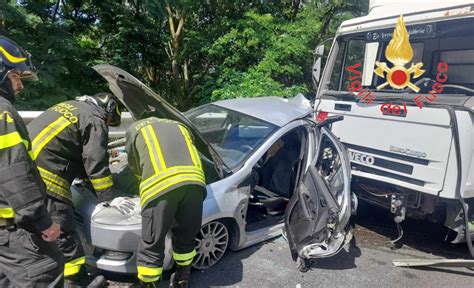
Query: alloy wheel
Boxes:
[{"xmin": 193, "ymin": 221, "xmax": 229, "ymax": 269}]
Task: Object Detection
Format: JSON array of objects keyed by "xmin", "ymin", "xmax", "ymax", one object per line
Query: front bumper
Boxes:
[
  {"xmin": 87, "ymin": 254, "xmax": 137, "ymax": 274},
  {"xmin": 86, "ymin": 235, "xmax": 174, "ymax": 274}
]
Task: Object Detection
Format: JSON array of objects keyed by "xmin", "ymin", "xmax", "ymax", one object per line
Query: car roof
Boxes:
[{"xmin": 212, "ymin": 96, "xmax": 311, "ymax": 127}]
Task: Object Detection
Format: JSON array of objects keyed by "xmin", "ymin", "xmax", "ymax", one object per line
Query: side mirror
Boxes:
[
  {"xmin": 312, "ymin": 57, "xmax": 322, "ymax": 87},
  {"xmin": 312, "ymin": 44, "xmax": 326, "ymax": 87},
  {"xmin": 314, "ymin": 44, "xmax": 325, "ymax": 57},
  {"xmin": 312, "ymin": 39, "xmax": 332, "ymax": 89}
]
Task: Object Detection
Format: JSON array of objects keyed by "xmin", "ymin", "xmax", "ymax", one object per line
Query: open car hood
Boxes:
[{"xmin": 93, "ymin": 64, "xmax": 226, "ymax": 177}]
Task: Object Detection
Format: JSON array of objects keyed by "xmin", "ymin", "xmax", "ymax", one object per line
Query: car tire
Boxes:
[{"xmin": 193, "ymin": 220, "xmax": 229, "ymax": 270}]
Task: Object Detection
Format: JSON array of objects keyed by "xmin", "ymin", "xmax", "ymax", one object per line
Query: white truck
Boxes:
[{"xmin": 313, "ymin": 0, "xmax": 474, "ymax": 253}]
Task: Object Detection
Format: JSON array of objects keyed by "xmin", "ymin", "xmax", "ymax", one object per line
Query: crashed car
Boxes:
[{"xmin": 71, "ymin": 64, "xmax": 356, "ymax": 274}]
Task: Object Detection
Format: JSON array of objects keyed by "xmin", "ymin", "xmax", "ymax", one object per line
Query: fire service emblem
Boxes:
[
  {"xmin": 345, "ymin": 15, "xmax": 449, "ymax": 116},
  {"xmin": 374, "ymin": 16, "xmax": 425, "ymax": 92}
]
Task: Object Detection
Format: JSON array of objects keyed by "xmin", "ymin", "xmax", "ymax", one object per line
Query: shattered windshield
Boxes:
[
  {"xmin": 185, "ymin": 104, "xmax": 277, "ymax": 169},
  {"xmin": 323, "ymin": 17, "xmax": 474, "ymax": 98}
]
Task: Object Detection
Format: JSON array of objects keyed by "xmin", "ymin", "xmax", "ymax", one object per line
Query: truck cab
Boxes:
[{"xmin": 313, "ymin": 0, "xmax": 474, "ymax": 244}]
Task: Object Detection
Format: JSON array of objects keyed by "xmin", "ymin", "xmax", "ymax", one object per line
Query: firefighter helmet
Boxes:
[
  {"xmin": 92, "ymin": 92, "xmax": 123, "ymax": 127},
  {"xmin": 0, "ymin": 36, "xmax": 37, "ymax": 102}
]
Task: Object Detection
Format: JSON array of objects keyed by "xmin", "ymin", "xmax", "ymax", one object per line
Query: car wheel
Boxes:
[{"xmin": 193, "ymin": 221, "xmax": 229, "ymax": 270}]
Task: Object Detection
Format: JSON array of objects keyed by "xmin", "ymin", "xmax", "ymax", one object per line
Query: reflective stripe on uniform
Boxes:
[
  {"xmin": 178, "ymin": 125, "xmax": 202, "ymax": 168},
  {"xmin": 140, "ymin": 173, "xmax": 205, "ymax": 207},
  {"xmin": 64, "ymin": 256, "xmax": 86, "ymax": 277},
  {"xmin": 137, "ymin": 266, "xmax": 162, "ymax": 283},
  {"xmin": 38, "ymin": 167, "xmax": 69, "ymax": 189},
  {"xmin": 38, "ymin": 167, "xmax": 72, "ymax": 201},
  {"xmin": 0, "ymin": 132, "xmax": 33, "ymax": 159},
  {"xmin": 42, "ymin": 179, "xmax": 72, "ymax": 201},
  {"xmin": 22, "ymin": 139, "xmax": 28, "ymax": 148},
  {"xmin": 23, "ymin": 137, "xmax": 34, "ymax": 158},
  {"xmin": 31, "ymin": 116, "xmax": 72, "ymax": 160},
  {"xmin": 137, "ymin": 122, "xmax": 205, "ymax": 207},
  {"xmin": 173, "ymin": 250, "xmax": 196, "ymax": 266},
  {"xmin": 140, "ymin": 125, "xmax": 166, "ymax": 173},
  {"xmin": 0, "ymin": 131, "xmax": 24, "ymax": 150},
  {"xmin": 139, "ymin": 166, "xmax": 204, "ymax": 192},
  {"xmin": 90, "ymin": 175, "xmax": 113, "ymax": 191},
  {"xmin": 0, "ymin": 207, "xmax": 14, "ymax": 219},
  {"xmin": 0, "ymin": 131, "xmax": 32, "ymax": 159},
  {"xmin": 0, "ymin": 110, "xmax": 31, "ymax": 155}
]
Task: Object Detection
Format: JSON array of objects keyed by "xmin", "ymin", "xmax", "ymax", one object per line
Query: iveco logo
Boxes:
[
  {"xmin": 349, "ymin": 151, "xmax": 375, "ymax": 165},
  {"xmin": 389, "ymin": 145, "xmax": 427, "ymax": 159}
]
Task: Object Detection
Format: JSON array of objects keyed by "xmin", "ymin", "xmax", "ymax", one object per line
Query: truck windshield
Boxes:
[{"xmin": 324, "ymin": 17, "xmax": 474, "ymax": 96}]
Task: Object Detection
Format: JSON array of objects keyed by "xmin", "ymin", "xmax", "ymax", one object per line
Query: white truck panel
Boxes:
[
  {"xmin": 319, "ymin": 100, "xmax": 454, "ymax": 196},
  {"xmin": 340, "ymin": 1, "xmax": 474, "ymax": 35}
]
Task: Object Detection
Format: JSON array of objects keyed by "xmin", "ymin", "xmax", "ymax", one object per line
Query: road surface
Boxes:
[{"xmin": 106, "ymin": 202, "xmax": 474, "ymax": 287}]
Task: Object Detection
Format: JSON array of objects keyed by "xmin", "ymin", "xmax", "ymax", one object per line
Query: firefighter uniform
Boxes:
[
  {"xmin": 27, "ymin": 99, "xmax": 114, "ymax": 279},
  {"xmin": 125, "ymin": 117, "xmax": 206, "ymax": 285},
  {"xmin": 0, "ymin": 96, "xmax": 64, "ymax": 287}
]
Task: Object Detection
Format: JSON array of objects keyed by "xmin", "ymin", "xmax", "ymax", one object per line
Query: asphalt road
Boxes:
[{"xmin": 106, "ymin": 202, "xmax": 474, "ymax": 287}]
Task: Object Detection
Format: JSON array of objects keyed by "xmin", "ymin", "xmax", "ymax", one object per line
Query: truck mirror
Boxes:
[
  {"xmin": 312, "ymin": 41, "xmax": 330, "ymax": 88},
  {"xmin": 312, "ymin": 57, "xmax": 322, "ymax": 87},
  {"xmin": 314, "ymin": 44, "xmax": 325, "ymax": 57},
  {"xmin": 312, "ymin": 39, "xmax": 332, "ymax": 89}
]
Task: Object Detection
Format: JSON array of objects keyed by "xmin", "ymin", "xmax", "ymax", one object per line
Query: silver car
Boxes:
[{"xmin": 72, "ymin": 65, "xmax": 356, "ymax": 274}]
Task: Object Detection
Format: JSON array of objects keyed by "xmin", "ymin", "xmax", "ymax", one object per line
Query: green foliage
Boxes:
[
  {"xmin": 0, "ymin": 0, "xmax": 368, "ymax": 111},
  {"xmin": 207, "ymin": 8, "xmax": 322, "ymax": 101}
]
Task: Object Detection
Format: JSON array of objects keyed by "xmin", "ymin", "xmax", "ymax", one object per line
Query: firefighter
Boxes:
[
  {"xmin": 0, "ymin": 35, "xmax": 64, "ymax": 287},
  {"xmin": 126, "ymin": 116, "xmax": 206, "ymax": 288},
  {"xmin": 27, "ymin": 92, "xmax": 123, "ymax": 287}
]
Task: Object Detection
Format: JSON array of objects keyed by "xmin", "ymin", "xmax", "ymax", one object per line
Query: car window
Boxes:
[
  {"xmin": 185, "ymin": 104, "xmax": 278, "ymax": 169},
  {"xmin": 191, "ymin": 111, "xmax": 228, "ymax": 129}
]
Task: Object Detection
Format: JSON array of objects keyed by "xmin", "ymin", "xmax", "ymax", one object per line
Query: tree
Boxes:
[
  {"xmin": 202, "ymin": 1, "xmax": 368, "ymax": 101},
  {"xmin": 1, "ymin": 1, "xmax": 102, "ymax": 109},
  {"xmin": 0, "ymin": 0, "xmax": 368, "ymax": 110}
]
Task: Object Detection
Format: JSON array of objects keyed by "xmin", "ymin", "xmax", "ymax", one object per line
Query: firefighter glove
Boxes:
[{"xmin": 109, "ymin": 197, "xmax": 137, "ymax": 215}]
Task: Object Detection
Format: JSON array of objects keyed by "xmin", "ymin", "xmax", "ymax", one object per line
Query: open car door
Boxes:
[{"xmin": 284, "ymin": 123, "xmax": 353, "ymax": 271}]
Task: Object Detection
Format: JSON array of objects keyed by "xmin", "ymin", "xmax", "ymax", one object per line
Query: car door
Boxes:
[{"xmin": 284, "ymin": 119, "xmax": 353, "ymax": 269}]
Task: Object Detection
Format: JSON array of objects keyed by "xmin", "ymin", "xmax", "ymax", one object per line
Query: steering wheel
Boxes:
[{"xmin": 239, "ymin": 145, "xmax": 254, "ymax": 153}]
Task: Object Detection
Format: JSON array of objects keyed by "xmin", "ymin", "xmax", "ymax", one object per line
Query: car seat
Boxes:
[{"xmin": 253, "ymin": 185, "xmax": 289, "ymax": 216}]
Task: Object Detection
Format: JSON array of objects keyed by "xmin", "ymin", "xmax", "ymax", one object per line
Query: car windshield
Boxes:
[
  {"xmin": 323, "ymin": 17, "xmax": 474, "ymax": 96},
  {"xmin": 185, "ymin": 104, "xmax": 278, "ymax": 169}
]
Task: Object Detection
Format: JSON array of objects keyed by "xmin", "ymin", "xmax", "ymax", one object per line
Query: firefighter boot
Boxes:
[
  {"xmin": 65, "ymin": 267, "xmax": 107, "ymax": 288},
  {"xmin": 87, "ymin": 275, "xmax": 107, "ymax": 288},
  {"xmin": 139, "ymin": 279, "xmax": 160, "ymax": 288},
  {"xmin": 169, "ymin": 265, "xmax": 192, "ymax": 288}
]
